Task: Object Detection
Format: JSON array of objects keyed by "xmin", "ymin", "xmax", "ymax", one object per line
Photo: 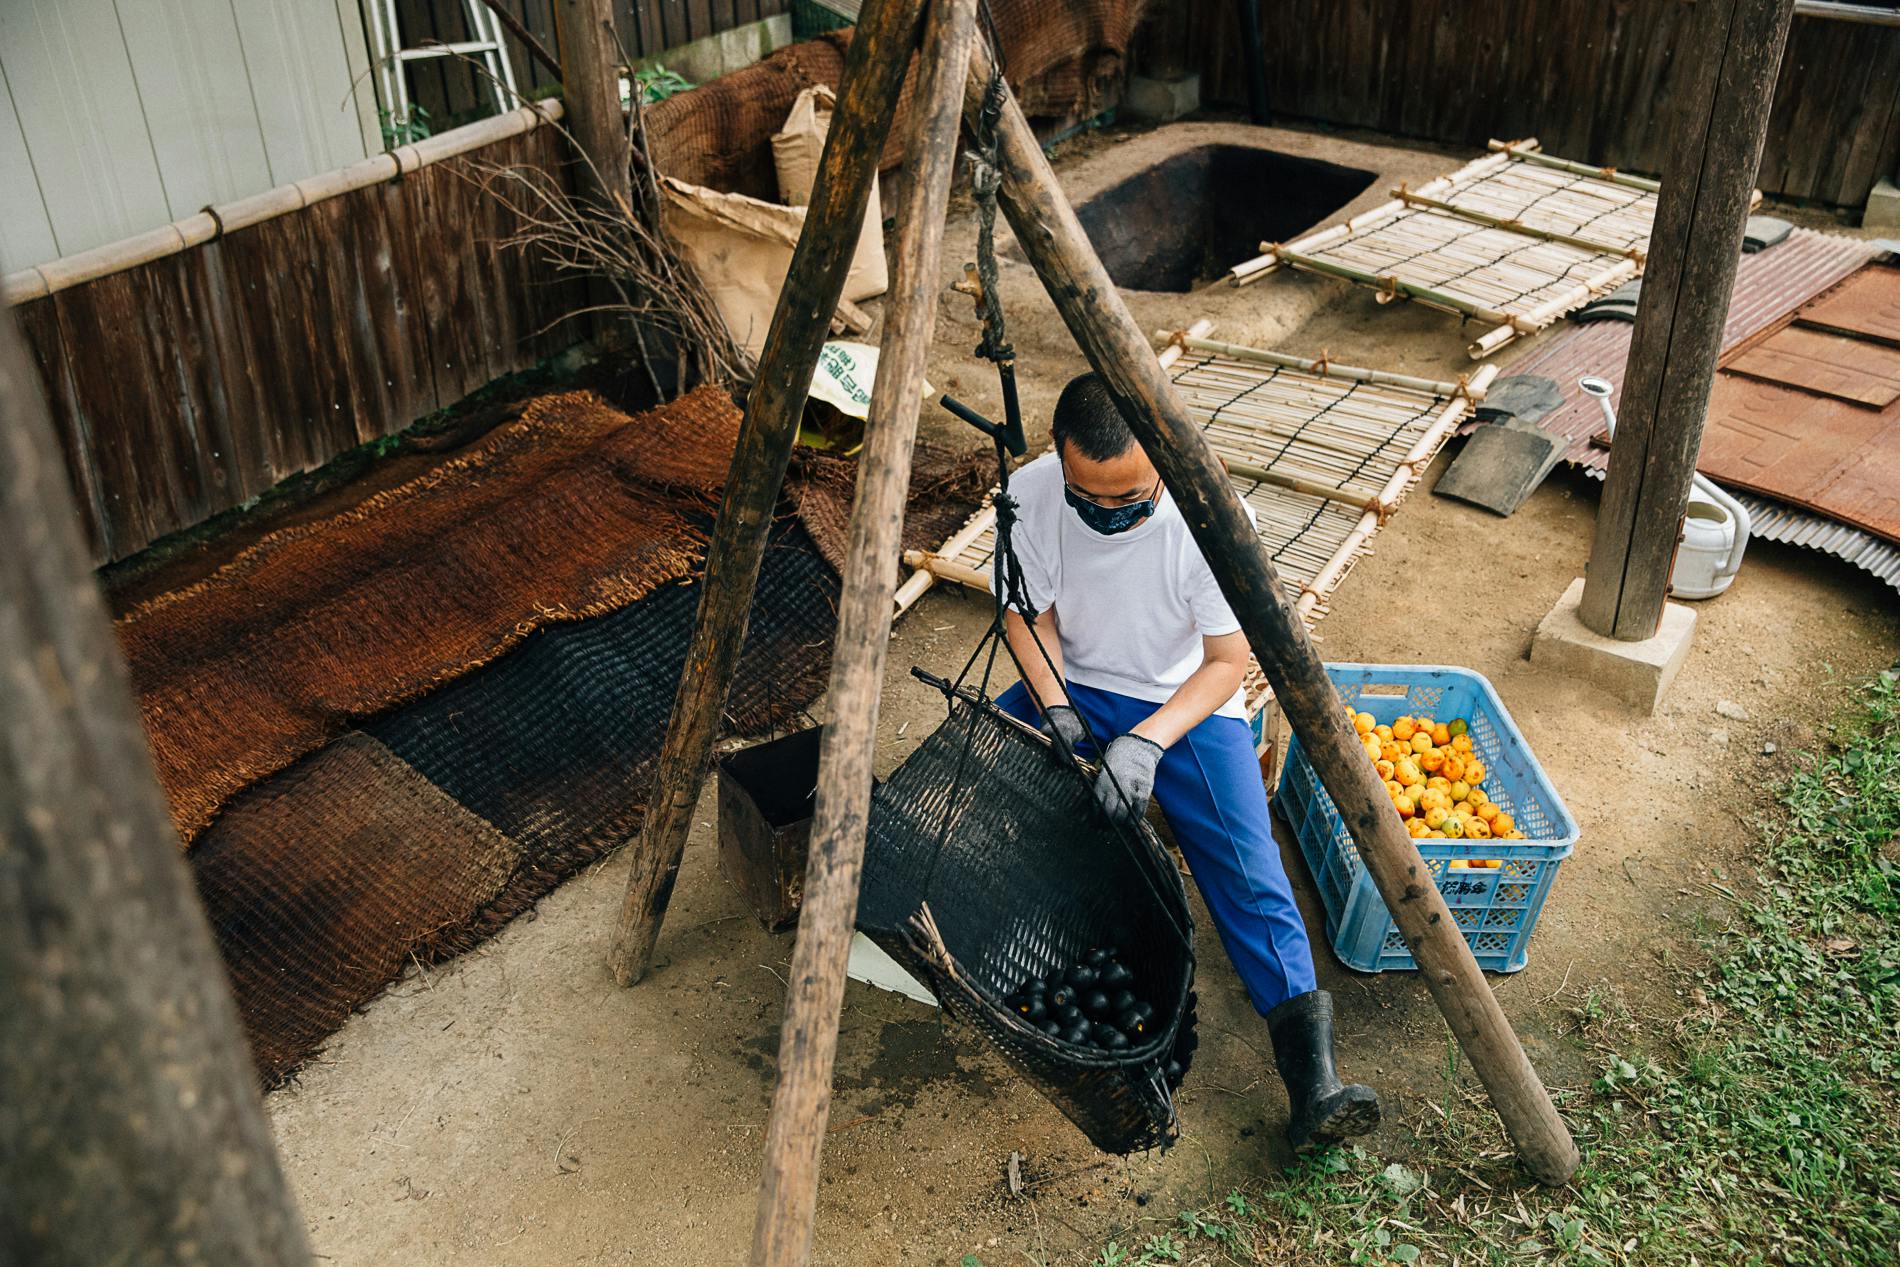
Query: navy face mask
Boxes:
[{"xmin": 1064, "ymin": 477, "xmax": 1161, "ymax": 536}]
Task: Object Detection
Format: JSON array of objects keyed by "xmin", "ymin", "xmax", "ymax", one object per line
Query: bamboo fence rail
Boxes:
[
  {"xmin": 1222, "ymin": 139, "xmax": 1755, "ymax": 359},
  {"xmin": 2, "ymin": 103, "xmax": 566, "ymax": 307},
  {"xmin": 896, "ymin": 321, "xmax": 1498, "ymax": 735}
]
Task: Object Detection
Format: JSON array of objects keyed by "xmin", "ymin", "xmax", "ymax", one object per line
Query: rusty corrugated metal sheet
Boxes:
[
  {"xmin": 1478, "ymin": 229, "xmax": 1881, "ymax": 475},
  {"xmin": 1476, "ymin": 230, "xmax": 1896, "ymax": 591}
]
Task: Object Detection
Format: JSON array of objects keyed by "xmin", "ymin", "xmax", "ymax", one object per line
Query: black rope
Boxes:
[
  {"xmin": 1258, "ymin": 379, "xmax": 1359, "ymax": 472},
  {"xmin": 915, "ymin": 33, "xmax": 1192, "ymax": 952}
]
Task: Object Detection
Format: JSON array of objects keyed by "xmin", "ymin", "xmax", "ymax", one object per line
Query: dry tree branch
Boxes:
[
  {"xmin": 419, "ymin": 47, "xmax": 752, "ymax": 393},
  {"xmin": 470, "ymin": 156, "xmax": 753, "ymax": 390}
]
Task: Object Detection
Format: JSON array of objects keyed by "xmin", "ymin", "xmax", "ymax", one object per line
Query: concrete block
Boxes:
[
  {"xmin": 1123, "ymin": 73, "xmax": 1201, "ymax": 124},
  {"xmin": 1530, "ymin": 577, "xmax": 1696, "ymax": 714},
  {"xmin": 641, "ymin": 15, "xmax": 792, "ymax": 88},
  {"xmin": 1865, "ymin": 179, "xmax": 1900, "ymax": 231}
]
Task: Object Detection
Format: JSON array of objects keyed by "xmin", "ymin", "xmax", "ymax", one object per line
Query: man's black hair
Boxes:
[{"xmin": 1051, "ymin": 373, "xmax": 1135, "ymax": 462}]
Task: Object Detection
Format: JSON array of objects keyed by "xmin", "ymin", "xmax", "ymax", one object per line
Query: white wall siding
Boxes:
[
  {"xmin": 116, "ymin": 0, "xmax": 276, "ymax": 217},
  {"xmin": 0, "ymin": 1, "xmax": 173, "ymax": 260},
  {"xmin": 228, "ymin": 0, "xmax": 381, "ymax": 186},
  {"xmin": 0, "ymin": 61, "xmax": 59, "ymax": 271},
  {"xmin": 0, "ymin": 0, "xmax": 384, "ymax": 269}
]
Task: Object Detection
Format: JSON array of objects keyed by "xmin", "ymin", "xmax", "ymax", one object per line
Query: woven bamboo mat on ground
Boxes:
[{"xmin": 900, "ymin": 332, "xmax": 1491, "ymax": 720}]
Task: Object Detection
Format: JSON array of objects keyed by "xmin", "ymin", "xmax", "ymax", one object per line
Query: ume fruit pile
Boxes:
[{"xmin": 1346, "ymin": 705, "xmax": 1526, "ymax": 843}]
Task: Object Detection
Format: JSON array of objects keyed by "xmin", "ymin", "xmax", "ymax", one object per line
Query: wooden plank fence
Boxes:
[
  {"xmin": 12, "ymin": 117, "xmax": 587, "ymax": 565},
  {"xmin": 1175, "ymin": 1, "xmax": 1900, "ymax": 208}
]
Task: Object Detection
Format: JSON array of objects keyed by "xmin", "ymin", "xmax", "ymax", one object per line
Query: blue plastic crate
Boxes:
[{"xmin": 1276, "ymin": 664, "xmax": 1578, "ymax": 973}]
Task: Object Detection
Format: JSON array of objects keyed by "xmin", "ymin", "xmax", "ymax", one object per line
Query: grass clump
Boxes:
[{"xmin": 1106, "ymin": 667, "xmax": 1900, "ymax": 1266}]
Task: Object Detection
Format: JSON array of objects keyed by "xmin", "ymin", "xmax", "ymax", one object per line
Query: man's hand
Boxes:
[
  {"xmin": 1038, "ymin": 703, "xmax": 1090, "ymax": 753},
  {"xmin": 1094, "ymin": 733, "xmax": 1164, "ymax": 828}
]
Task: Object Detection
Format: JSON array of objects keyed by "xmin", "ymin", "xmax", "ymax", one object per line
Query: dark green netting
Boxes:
[
  {"xmin": 369, "ymin": 521, "xmax": 837, "ymax": 854},
  {"xmin": 198, "ymin": 521, "xmax": 839, "ymax": 1085}
]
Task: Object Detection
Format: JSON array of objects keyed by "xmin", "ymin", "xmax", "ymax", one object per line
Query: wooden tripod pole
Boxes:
[
  {"xmin": 1578, "ymin": 0, "xmax": 1795, "ymax": 639},
  {"xmin": 606, "ymin": 0, "xmax": 926, "ymax": 986},
  {"xmin": 554, "ymin": 0, "xmax": 631, "ymax": 211},
  {"xmin": 749, "ymin": 4, "xmax": 978, "ymax": 1261},
  {"xmin": 961, "ymin": 42, "xmax": 1581, "ymax": 1186},
  {"xmin": 0, "ymin": 313, "xmax": 314, "ymax": 1261}
]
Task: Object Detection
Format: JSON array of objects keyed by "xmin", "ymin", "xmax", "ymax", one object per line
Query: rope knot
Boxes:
[{"xmin": 968, "ymin": 154, "xmax": 1002, "ymax": 200}]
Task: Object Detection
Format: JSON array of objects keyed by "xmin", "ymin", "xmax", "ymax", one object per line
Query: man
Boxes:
[{"xmin": 993, "ymin": 373, "xmax": 1379, "ymax": 1151}]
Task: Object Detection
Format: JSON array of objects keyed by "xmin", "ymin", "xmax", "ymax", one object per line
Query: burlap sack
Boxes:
[
  {"xmin": 660, "ymin": 176, "xmax": 806, "ymax": 359},
  {"xmin": 772, "ymin": 85, "xmax": 888, "ymax": 300},
  {"xmin": 662, "ymin": 159, "xmax": 887, "ymax": 358}
]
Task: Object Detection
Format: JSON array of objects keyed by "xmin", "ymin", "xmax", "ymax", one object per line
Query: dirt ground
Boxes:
[{"xmin": 265, "ymin": 120, "xmax": 1900, "ymax": 1265}]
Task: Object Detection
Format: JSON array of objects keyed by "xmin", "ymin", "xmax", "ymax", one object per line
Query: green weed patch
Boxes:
[{"xmin": 1081, "ymin": 667, "xmax": 1899, "ymax": 1266}]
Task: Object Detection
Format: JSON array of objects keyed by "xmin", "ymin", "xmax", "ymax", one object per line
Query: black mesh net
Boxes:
[
  {"xmin": 859, "ymin": 697, "xmax": 1198, "ymax": 1154},
  {"xmin": 370, "ymin": 520, "xmax": 839, "ymax": 857}
]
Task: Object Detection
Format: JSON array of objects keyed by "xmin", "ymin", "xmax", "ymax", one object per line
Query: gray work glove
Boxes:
[
  {"xmin": 1094, "ymin": 733, "xmax": 1165, "ymax": 828},
  {"xmin": 1039, "ymin": 703, "xmax": 1090, "ymax": 753}
]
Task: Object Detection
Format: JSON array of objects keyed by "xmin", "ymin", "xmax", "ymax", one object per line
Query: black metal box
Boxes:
[{"xmin": 717, "ymin": 726, "xmax": 824, "ymax": 931}]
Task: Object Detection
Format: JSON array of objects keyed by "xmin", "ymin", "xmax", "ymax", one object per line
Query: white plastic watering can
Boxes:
[{"xmin": 1579, "ymin": 376, "xmax": 1752, "ymax": 600}]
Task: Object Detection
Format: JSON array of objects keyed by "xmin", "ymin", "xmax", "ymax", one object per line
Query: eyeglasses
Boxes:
[{"xmin": 1060, "ymin": 463, "xmax": 1162, "ymax": 509}]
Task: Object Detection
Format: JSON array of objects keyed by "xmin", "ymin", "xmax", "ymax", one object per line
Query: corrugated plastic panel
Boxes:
[{"xmin": 1736, "ymin": 492, "xmax": 1900, "ymax": 593}]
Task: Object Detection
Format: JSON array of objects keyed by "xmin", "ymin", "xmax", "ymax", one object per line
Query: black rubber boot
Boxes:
[{"xmin": 1267, "ymin": 989, "xmax": 1381, "ymax": 1151}]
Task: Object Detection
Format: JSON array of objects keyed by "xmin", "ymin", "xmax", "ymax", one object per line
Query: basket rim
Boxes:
[{"xmin": 1316, "ymin": 660, "xmax": 1581, "ymax": 848}]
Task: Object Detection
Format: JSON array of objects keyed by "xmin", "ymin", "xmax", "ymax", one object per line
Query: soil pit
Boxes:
[{"xmin": 1063, "ymin": 144, "xmax": 1377, "ymax": 292}]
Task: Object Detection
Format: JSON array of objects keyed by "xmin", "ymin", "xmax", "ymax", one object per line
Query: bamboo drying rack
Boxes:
[
  {"xmin": 1225, "ymin": 139, "xmax": 1755, "ymax": 359},
  {"xmin": 895, "ymin": 321, "xmax": 1497, "ymax": 752}
]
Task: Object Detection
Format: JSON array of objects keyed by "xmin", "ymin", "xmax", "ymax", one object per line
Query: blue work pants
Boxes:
[{"xmin": 996, "ymin": 680, "xmax": 1318, "ymax": 1014}]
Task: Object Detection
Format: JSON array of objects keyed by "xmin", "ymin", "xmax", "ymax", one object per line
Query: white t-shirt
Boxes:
[{"xmin": 996, "ymin": 452, "xmax": 1252, "ymax": 720}]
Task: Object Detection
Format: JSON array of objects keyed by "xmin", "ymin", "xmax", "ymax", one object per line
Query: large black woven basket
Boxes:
[{"xmin": 858, "ymin": 696, "xmax": 1197, "ymax": 1154}]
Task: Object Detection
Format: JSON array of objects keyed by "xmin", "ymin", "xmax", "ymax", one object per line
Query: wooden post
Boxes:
[
  {"xmin": 748, "ymin": 4, "xmax": 978, "ymax": 1262},
  {"xmin": 555, "ymin": 0, "xmax": 632, "ymax": 207},
  {"xmin": 1578, "ymin": 0, "xmax": 1796, "ymax": 639},
  {"xmin": 606, "ymin": 0, "xmax": 927, "ymax": 987},
  {"xmin": 962, "ymin": 43, "xmax": 1581, "ymax": 1186},
  {"xmin": 1235, "ymin": 0, "xmax": 1271, "ymax": 124},
  {"xmin": 0, "ymin": 313, "xmax": 314, "ymax": 1263}
]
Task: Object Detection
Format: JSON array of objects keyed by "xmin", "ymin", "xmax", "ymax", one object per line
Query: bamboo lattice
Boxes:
[
  {"xmin": 895, "ymin": 326, "xmax": 1498, "ymax": 726},
  {"xmin": 1224, "ymin": 139, "xmax": 1722, "ymax": 360}
]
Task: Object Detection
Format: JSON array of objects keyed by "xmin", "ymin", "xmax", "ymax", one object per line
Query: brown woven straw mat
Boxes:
[
  {"xmin": 192, "ymin": 733, "xmax": 522, "ymax": 1080},
  {"xmin": 119, "ymin": 386, "xmax": 741, "ymax": 845},
  {"xmin": 788, "ymin": 442, "xmax": 994, "ymax": 576}
]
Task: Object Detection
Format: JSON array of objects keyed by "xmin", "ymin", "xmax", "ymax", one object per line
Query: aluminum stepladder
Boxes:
[{"xmin": 364, "ymin": 0, "xmax": 522, "ymax": 130}]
